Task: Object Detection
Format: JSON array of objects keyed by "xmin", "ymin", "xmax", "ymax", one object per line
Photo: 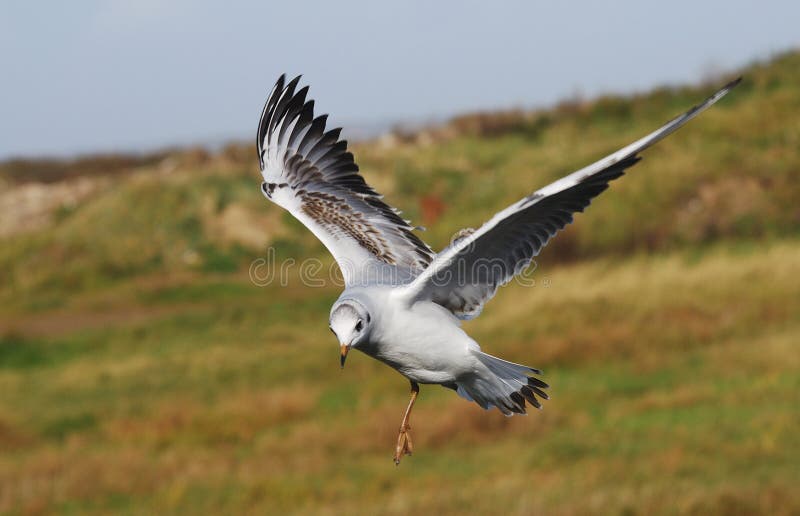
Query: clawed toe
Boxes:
[
  {"xmin": 394, "ymin": 425, "xmax": 413, "ymax": 465},
  {"xmin": 393, "ymin": 381, "xmax": 419, "ymax": 465}
]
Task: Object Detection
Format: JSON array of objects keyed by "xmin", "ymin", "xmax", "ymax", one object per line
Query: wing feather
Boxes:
[
  {"xmin": 399, "ymin": 78, "xmax": 740, "ymax": 318},
  {"xmin": 257, "ymin": 75, "xmax": 434, "ymax": 286}
]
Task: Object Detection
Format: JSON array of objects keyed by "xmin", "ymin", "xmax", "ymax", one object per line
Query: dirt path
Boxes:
[{"xmin": 0, "ymin": 303, "xmax": 204, "ymax": 339}]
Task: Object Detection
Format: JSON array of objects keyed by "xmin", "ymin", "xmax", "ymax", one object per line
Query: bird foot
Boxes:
[{"xmin": 393, "ymin": 424, "xmax": 413, "ymax": 465}]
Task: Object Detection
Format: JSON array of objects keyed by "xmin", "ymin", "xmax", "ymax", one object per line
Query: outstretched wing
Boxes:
[
  {"xmin": 399, "ymin": 78, "xmax": 740, "ymax": 318},
  {"xmin": 257, "ymin": 75, "xmax": 433, "ymax": 286}
]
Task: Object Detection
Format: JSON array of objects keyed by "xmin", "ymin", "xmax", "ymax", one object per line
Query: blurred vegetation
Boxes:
[
  {"xmin": 0, "ymin": 152, "xmax": 174, "ymax": 184},
  {"xmin": 0, "ymin": 51, "xmax": 799, "ymax": 514}
]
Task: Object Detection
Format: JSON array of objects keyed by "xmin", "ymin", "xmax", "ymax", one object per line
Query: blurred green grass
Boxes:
[{"xmin": 0, "ymin": 51, "xmax": 799, "ymax": 514}]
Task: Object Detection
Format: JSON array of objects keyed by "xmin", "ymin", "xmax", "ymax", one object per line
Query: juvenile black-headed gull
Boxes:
[{"xmin": 256, "ymin": 75, "xmax": 739, "ymax": 464}]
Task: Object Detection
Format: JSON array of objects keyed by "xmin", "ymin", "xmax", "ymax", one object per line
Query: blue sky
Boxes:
[{"xmin": 1, "ymin": 1, "xmax": 798, "ymax": 159}]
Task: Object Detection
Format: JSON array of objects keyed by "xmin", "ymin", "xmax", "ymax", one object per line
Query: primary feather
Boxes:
[
  {"xmin": 399, "ymin": 78, "xmax": 741, "ymax": 319},
  {"xmin": 257, "ymin": 75, "xmax": 434, "ymax": 286}
]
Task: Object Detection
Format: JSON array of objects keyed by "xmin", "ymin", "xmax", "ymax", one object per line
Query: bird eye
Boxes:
[{"xmin": 355, "ymin": 320, "xmax": 363, "ymax": 332}]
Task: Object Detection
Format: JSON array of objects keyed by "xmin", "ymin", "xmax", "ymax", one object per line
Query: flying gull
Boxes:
[{"xmin": 256, "ymin": 74, "xmax": 739, "ymax": 464}]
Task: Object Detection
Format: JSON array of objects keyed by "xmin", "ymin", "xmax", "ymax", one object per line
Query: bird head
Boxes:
[{"xmin": 329, "ymin": 299, "xmax": 370, "ymax": 368}]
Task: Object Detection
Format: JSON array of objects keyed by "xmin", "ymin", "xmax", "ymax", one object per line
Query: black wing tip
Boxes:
[
  {"xmin": 282, "ymin": 76, "xmax": 303, "ymax": 100},
  {"xmin": 271, "ymin": 74, "xmax": 304, "ymax": 99},
  {"xmin": 709, "ymin": 76, "xmax": 742, "ymax": 103},
  {"xmin": 725, "ymin": 76, "xmax": 743, "ymax": 90},
  {"xmin": 698, "ymin": 76, "xmax": 742, "ymax": 110}
]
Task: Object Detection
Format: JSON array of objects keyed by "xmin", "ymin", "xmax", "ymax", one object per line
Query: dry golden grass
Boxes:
[
  {"xmin": 0, "ymin": 241, "xmax": 798, "ymax": 515},
  {"xmin": 1, "ymin": 51, "xmax": 799, "ymax": 515}
]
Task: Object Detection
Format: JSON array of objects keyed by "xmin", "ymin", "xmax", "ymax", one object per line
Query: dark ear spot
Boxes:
[{"xmin": 366, "ymin": 313, "xmax": 371, "ymax": 323}]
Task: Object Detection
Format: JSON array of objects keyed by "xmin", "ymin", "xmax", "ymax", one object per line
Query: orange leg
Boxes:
[{"xmin": 394, "ymin": 381, "xmax": 419, "ymax": 465}]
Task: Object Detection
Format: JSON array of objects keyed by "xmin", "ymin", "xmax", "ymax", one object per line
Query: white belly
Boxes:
[{"xmin": 359, "ymin": 299, "xmax": 479, "ymax": 384}]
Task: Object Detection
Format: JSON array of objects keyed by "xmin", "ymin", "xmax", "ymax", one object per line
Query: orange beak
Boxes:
[{"xmin": 340, "ymin": 344, "xmax": 349, "ymax": 368}]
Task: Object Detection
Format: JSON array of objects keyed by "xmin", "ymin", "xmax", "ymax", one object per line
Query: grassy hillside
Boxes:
[{"xmin": 1, "ymin": 51, "xmax": 799, "ymax": 514}]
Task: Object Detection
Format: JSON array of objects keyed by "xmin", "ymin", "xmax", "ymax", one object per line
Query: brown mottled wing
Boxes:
[
  {"xmin": 257, "ymin": 75, "xmax": 433, "ymax": 286},
  {"xmin": 399, "ymin": 78, "xmax": 740, "ymax": 319}
]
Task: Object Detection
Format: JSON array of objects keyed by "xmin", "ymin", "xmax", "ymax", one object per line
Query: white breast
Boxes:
[{"xmin": 364, "ymin": 293, "xmax": 480, "ymax": 384}]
